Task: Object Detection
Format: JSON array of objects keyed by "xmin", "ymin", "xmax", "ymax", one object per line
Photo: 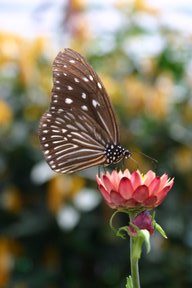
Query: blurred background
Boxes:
[{"xmin": 0, "ymin": 0, "xmax": 192, "ymax": 287}]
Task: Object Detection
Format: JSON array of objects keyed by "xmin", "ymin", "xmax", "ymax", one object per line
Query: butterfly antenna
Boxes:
[
  {"xmin": 129, "ymin": 155, "xmax": 139, "ymax": 169},
  {"xmin": 132, "ymin": 151, "xmax": 158, "ymax": 169}
]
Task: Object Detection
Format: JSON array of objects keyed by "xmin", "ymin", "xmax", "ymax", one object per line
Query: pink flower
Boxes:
[{"xmin": 96, "ymin": 169, "xmax": 174, "ymax": 210}]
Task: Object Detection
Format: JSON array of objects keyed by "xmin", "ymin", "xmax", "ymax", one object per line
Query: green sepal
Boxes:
[{"xmin": 154, "ymin": 222, "xmax": 168, "ymax": 239}]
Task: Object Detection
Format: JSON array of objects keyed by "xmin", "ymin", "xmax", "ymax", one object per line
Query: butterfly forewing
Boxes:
[
  {"xmin": 39, "ymin": 48, "xmax": 130, "ymax": 174},
  {"xmin": 51, "ymin": 49, "xmax": 119, "ymax": 143}
]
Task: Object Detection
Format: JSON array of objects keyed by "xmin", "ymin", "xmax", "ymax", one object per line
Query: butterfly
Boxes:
[{"xmin": 38, "ymin": 48, "xmax": 131, "ymax": 174}]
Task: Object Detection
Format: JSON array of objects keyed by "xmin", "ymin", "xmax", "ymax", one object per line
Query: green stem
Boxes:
[
  {"xmin": 130, "ymin": 237, "xmax": 140, "ymax": 288},
  {"xmin": 129, "ymin": 212, "xmax": 140, "ymax": 288}
]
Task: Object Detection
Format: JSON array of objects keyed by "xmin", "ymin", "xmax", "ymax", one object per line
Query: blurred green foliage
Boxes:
[{"xmin": 0, "ymin": 1, "xmax": 192, "ymax": 287}]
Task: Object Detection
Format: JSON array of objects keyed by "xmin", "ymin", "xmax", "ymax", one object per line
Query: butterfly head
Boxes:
[
  {"xmin": 104, "ymin": 144, "xmax": 131, "ymax": 165},
  {"xmin": 123, "ymin": 149, "xmax": 131, "ymax": 159}
]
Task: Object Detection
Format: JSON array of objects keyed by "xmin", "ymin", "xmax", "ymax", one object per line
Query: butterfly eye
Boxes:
[{"xmin": 38, "ymin": 48, "xmax": 131, "ymax": 174}]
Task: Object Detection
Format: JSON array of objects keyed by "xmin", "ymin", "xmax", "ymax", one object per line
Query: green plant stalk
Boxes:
[
  {"xmin": 130, "ymin": 236, "xmax": 140, "ymax": 288},
  {"xmin": 129, "ymin": 211, "xmax": 141, "ymax": 288}
]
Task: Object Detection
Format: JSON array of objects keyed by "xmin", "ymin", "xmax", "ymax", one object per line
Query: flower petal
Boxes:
[
  {"xmin": 110, "ymin": 190, "xmax": 126, "ymax": 207},
  {"xmin": 110, "ymin": 170, "xmax": 121, "ymax": 190},
  {"xmin": 126, "ymin": 198, "xmax": 140, "ymax": 208},
  {"xmin": 131, "ymin": 170, "xmax": 142, "ymax": 189},
  {"xmin": 156, "ymin": 185, "xmax": 172, "ymax": 205},
  {"xmin": 143, "ymin": 170, "xmax": 156, "ymax": 186},
  {"xmin": 102, "ymin": 175, "xmax": 114, "ymax": 192},
  {"xmin": 123, "ymin": 169, "xmax": 131, "ymax": 179},
  {"xmin": 119, "ymin": 177, "xmax": 134, "ymax": 199},
  {"xmin": 133, "ymin": 185, "xmax": 149, "ymax": 202},
  {"xmin": 158, "ymin": 174, "xmax": 168, "ymax": 191},
  {"xmin": 148, "ymin": 177, "xmax": 161, "ymax": 195},
  {"xmin": 144, "ymin": 196, "xmax": 158, "ymax": 207},
  {"xmin": 167, "ymin": 178, "xmax": 174, "ymax": 188},
  {"xmin": 98, "ymin": 184, "xmax": 111, "ymax": 203},
  {"xmin": 96, "ymin": 175, "xmax": 102, "ymax": 186}
]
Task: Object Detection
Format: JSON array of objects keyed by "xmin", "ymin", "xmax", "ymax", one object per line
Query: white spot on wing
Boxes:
[
  {"xmin": 81, "ymin": 105, "xmax": 88, "ymax": 111},
  {"xmin": 74, "ymin": 77, "xmax": 80, "ymax": 83},
  {"xmin": 69, "ymin": 59, "xmax": 75, "ymax": 63},
  {"xmin": 58, "ymin": 109, "xmax": 64, "ymax": 113},
  {"xmin": 51, "ymin": 135, "xmax": 63, "ymax": 138},
  {"xmin": 67, "ymin": 86, "xmax": 73, "ymax": 90},
  {"xmin": 52, "ymin": 129, "xmax": 60, "ymax": 133},
  {"xmin": 97, "ymin": 82, "xmax": 102, "ymax": 89},
  {"xmin": 82, "ymin": 92, "xmax": 86, "ymax": 99},
  {"xmin": 65, "ymin": 98, "xmax": 73, "ymax": 104},
  {"xmin": 83, "ymin": 77, "xmax": 89, "ymax": 82},
  {"xmin": 89, "ymin": 75, "xmax": 93, "ymax": 81},
  {"xmin": 92, "ymin": 99, "xmax": 100, "ymax": 108}
]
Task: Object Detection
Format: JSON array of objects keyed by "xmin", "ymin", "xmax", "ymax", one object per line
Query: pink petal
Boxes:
[
  {"xmin": 148, "ymin": 177, "xmax": 161, "ymax": 195},
  {"xmin": 119, "ymin": 177, "xmax": 134, "ymax": 199},
  {"xmin": 156, "ymin": 185, "xmax": 172, "ymax": 205},
  {"xmin": 158, "ymin": 174, "xmax": 168, "ymax": 191},
  {"xmin": 98, "ymin": 184, "xmax": 111, "ymax": 203},
  {"xmin": 125, "ymin": 198, "xmax": 140, "ymax": 208},
  {"xmin": 118, "ymin": 170, "xmax": 123, "ymax": 179},
  {"xmin": 96, "ymin": 175, "xmax": 103, "ymax": 186},
  {"xmin": 144, "ymin": 196, "xmax": 158, "ymax": 207},
  {"xmin": 110, "ymin": 190, "xmax": 126, "ymax": 206},
  {"xmin": 167, "ymin": 178, "xmax": 174, "ymax": 188},
  {"xmin": 133, "ymin": 185, "xmax": 149, "ymax": 202},
  {"xmin": 143, "ymin": 170, "xmax": 156, "ymax": 186},
  {"xmin": 131, "ymin": 170, "xmax": 142, "ymax": 189},
  {"xmin": 123, "ymin": 169, "xmax": 131, "ymax": 179},
  {"xmin": 102, "ymin": 175, "xmax": 115, "ymax": 192},
  {"xmin": 110, "ymin": 170, "xmax": 121, "ymax": 190}
]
